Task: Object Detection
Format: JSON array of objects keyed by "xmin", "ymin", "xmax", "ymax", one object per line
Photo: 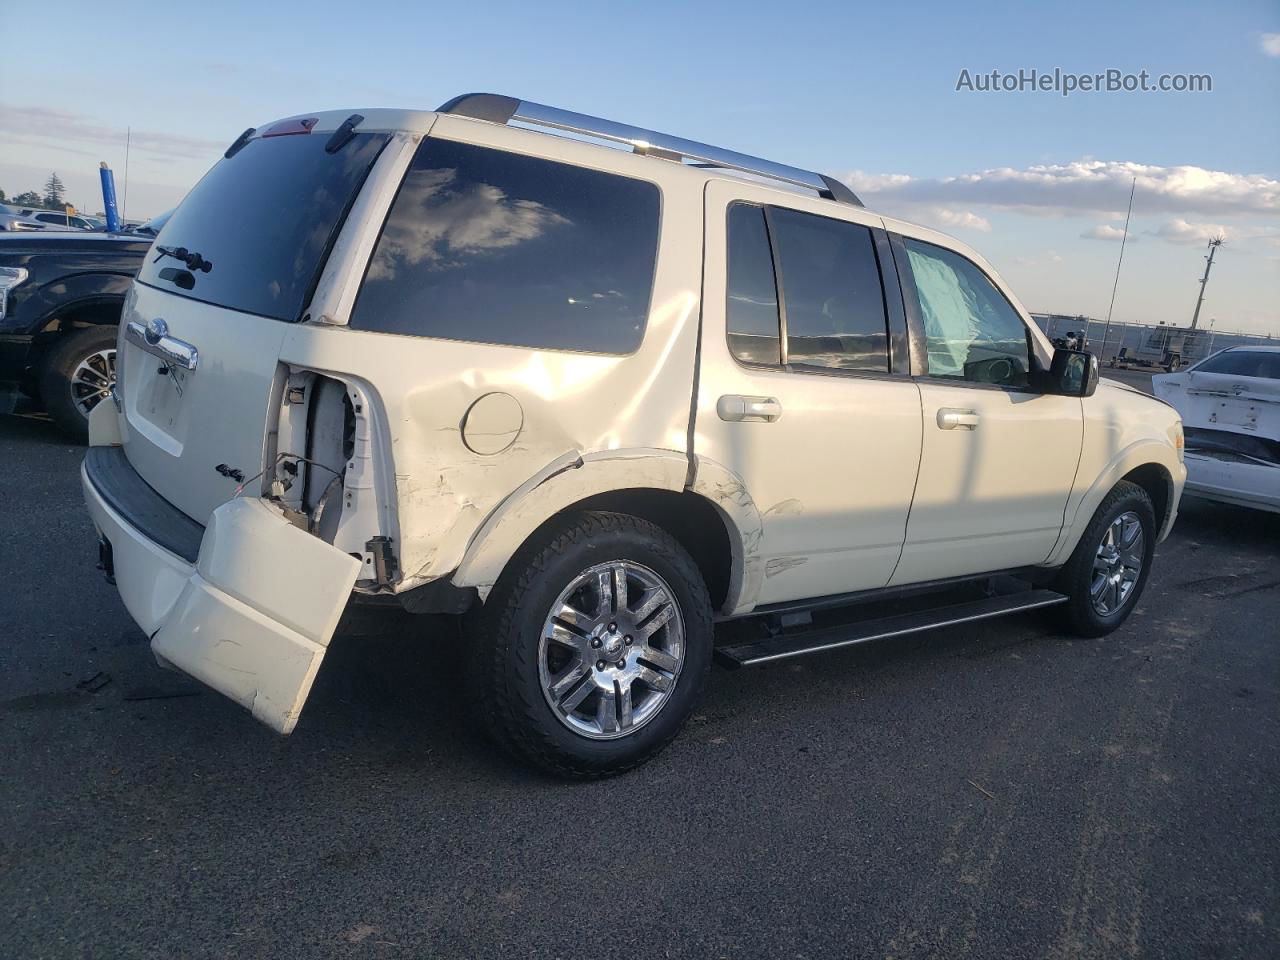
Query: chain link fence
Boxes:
[{"xmin": 1032, "ymin": 313, "xmax": 1276, "ymax": 367}]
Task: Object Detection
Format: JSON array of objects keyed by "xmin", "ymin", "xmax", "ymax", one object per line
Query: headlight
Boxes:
[{"xmin": 0, "ymin": 266, "xmax": 28, "ymax": 323}]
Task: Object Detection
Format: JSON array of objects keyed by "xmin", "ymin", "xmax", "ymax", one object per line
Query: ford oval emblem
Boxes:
[{"xmin": 144, "ymin": 317, "xmax": 169, "ymax": 345}]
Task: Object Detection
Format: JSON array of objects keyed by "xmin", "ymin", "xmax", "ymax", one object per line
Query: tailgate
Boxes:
[
  {"xmin": 1180, "ymin": 370, "xmax": 1279, "ymax": 435},
  {"xmin": 120, "ymin": 283, "xmax": 286, "ymax": 523},
  {"xmin": 115, "ymin": 123, "xmax": 390, "ymax": 523}
]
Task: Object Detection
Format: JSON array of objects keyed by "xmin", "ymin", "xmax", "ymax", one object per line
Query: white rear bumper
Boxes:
[
  {"xmin": 83, "ymin": 460, "xmax": 361, "ymax": 733},
  {"xmin": 1184, "ymin": 454, "xmax": 1280, "ymax": 514}
]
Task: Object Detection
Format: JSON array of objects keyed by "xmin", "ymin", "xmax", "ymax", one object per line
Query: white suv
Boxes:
[{"xmin": 82, "ymin": 95, "xmax": 1186, "ymax": 776}]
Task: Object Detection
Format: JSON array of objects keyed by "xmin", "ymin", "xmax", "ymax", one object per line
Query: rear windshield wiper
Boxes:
[{"xmin": 153, "ymin": 245, "xmax": 213, "ymax": 273}]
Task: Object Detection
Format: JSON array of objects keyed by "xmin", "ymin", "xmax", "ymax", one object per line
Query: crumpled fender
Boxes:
[
  {"xmin": 687, "ymin": 455, "xmax": 764, "ymax": 616},
  {"xmin": 451, "ymin": 449, "xmax": 766, "ymax": 615},
  {"xmin": 451, "ymin": 448, "xmax": 687, "ymax": 596}
]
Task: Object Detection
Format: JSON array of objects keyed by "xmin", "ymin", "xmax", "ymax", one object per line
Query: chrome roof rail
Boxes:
[{"xmin": 436, "ymin": 93, "xmax": 863, "ymax": 207}]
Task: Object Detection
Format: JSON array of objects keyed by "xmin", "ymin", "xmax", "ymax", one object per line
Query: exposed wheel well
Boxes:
[
  {"xmin": 39, "ymin": 296, "xmax": 124, "ymax": 335},
  {"xmin": 529, "ymin": 488, "xmax": 734, "ymax": 611},
  {"xmin": 1122, "ymin": 463, "xmax": 1173, "ymax": 532},
  {"xmin": 27, "ymin": 299, "xmax": 123, "ymax": 398}
]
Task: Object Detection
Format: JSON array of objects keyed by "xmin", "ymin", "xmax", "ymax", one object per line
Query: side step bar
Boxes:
[{"xmin": 714, "ymin": 589, "xmax": 1068, "ymax": 668}]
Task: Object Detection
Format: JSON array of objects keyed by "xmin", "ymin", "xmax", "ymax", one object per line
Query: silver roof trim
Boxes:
[{"xmin": 436, "ymin": 93, "xmax": 863, "ymax": 207}]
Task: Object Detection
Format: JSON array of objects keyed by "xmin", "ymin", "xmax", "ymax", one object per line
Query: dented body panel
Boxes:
[
  {"xmin": 1153, "ymin": 353, "xmax": 1279, "ymax": 514},
  {"xmin": 82, "ymin": 101, "xmax": 1188, "ymax": 736}
]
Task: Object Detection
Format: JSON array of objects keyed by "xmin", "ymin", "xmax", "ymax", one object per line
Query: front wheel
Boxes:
[
  {"xmin": 1055, "ymin": 480, "xmax": 1157, "ymax": 637},
  {"xmin": 470, "ymin": 511, "xmax": 713, "ymax": 778}
]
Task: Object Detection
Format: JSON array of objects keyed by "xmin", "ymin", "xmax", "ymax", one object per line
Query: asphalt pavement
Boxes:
[{"xmin": 1, "ymin": 392, "xmax": 1277, "ymax": 959}]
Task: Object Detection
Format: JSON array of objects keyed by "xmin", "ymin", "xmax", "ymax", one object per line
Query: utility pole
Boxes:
[{"xmin": 1190, "ymin": 236, "xmax": 1225, "ymax": 330}]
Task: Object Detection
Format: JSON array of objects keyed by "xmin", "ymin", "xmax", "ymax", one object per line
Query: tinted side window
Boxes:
[
  {"xmin": 770, "ymin": 207, "xmax": 889, "ymax": 372},
  {"xmin": 351, "ymin": 139, "xmax": 660, "ymax": 354},
  {"xmin": 726, "ymin": 203, "xmax": 780, "ymax": 365},
  {"xmin": 1195, "ymin": 350, "xmax": 1280, "ymax": 379},
  {"xmin": 903, "ymin": 239, "xmax": 1030, "ymax": 387}
]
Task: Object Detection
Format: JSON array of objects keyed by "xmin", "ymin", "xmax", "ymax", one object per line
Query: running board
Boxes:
[{"xmin": 714, "ymin": 589, "xmax": 1068, "ymax": 668}]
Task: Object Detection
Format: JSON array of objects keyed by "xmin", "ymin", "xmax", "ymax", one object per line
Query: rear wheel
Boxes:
[
  {"xmin": 1055, "ymin": 480, "xmax": 1156, "ymax": 637},
  {"xmin": 39, "ymin": 326, "xmax": 118, "ymax": 442},
  {"xmin": 470, "ymin": 511, "xmax": 713, "ymax": 778}
]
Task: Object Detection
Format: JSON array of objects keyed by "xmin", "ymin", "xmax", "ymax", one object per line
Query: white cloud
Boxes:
[
  {"xmin": 1082, "ymin": 224, "xmax": 1132, "ymax": 241},
  {"xmin": 843, "ymin": 159, "xmax": 1278, "ymax": 219},
  {"xmin": 364, "ymin": 168, "xmax": 570, "ymax": 282},
  {"xmin": 1011, "ymin": 249, "xmax": 1064, "ymax": 267},
  {"xmin": 932, "ymin": 208, "xmax": 992, "ymax": 232},
  {"xmin": 0, "ymin": 103, "xmax": 224, "ymax": 161},
  {"xmin": 1261, "ymin": 33, "xmax": 1280, "ymax": 57},
  {"xmin": 1148, "ymin": 218, "xmax": 1229, "ymax": 244}
]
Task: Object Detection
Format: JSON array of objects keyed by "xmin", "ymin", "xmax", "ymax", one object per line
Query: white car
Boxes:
[
  {"xmin": 0, "ymin": 209, "xmax": 94, "ymax": 232},
  {"xmin": 81, "ymin": 96, "xmax": 1186, "ymax": 776},
  {"xmin": 1153, "ymin": 347, "xmax": 1279, "ymax": 513}
]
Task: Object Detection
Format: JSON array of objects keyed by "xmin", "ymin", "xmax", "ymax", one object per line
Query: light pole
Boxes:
[
  {"xmin": 1207, "ymin": 318, "xmax": 1217, "ymax": 357},
  {"xmin": 1191, "ymin": 236, "xmax": 1225, "ymax": 330}
]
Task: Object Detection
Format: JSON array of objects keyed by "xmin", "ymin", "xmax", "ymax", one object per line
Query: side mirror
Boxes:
[{"xmin": 1034, "ymin": 348, "xmax": 1099, "ymax": 397}]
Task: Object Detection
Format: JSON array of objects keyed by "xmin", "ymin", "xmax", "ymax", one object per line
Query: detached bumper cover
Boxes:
[{"xmin": 83, "ymin": 448, "xmax": 361, "ymax": 733}]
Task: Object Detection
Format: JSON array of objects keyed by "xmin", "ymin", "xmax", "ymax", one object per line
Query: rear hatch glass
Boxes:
[{"xmin": 137, "ymin": 130, "xmax": 389, "ymax": 320}]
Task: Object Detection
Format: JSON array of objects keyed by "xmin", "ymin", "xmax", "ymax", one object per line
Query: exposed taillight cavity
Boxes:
[
  {"xmin": 268, "ymin": 366, "xmax": 397, "ymax": 589},
  {"xmin": 261, "ymin": 117, "xmax": 318, "ymax": 138}
]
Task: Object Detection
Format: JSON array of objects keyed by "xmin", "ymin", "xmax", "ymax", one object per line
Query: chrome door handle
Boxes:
[
  {"xmin": 125, "ymin": 319, "xmax": 199, "ymax": 371},
  {"xmin": 718, "ymin": 395, "xmax": 782, "ymax": 423},
  {"xmin": 937, "ymin": 408, "xmax": 979, "ymax": 430}
]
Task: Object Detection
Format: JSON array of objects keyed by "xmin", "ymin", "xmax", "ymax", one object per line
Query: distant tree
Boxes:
[
  {"xmin": 0, "ymin": 188, "xmax": 6, "ymax": 202},
  {"xmin": 43, "ymin": 172, "xmax": 66, "ymax": 210},
  {"xmin": 11, "ymin": 190, "xmax": 42, "ymax": 208}
]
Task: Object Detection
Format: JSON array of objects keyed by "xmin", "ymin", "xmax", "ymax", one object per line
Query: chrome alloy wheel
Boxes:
[
  {"xmin": 1091, "ymin": 511, "xmax": 1145, "ymax": 616},
  {"xmin": 70, "ymin": 347, "xmax": 116, "ymax": 418},
  {"xmin": 538, "ymin": 560, "xmax": 685, "ymax": 740}
]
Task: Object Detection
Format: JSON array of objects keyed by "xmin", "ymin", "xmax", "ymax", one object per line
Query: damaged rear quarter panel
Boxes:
[{"xmin": 276, "ymin": 151, "xmax": 706, "ymax": 590}]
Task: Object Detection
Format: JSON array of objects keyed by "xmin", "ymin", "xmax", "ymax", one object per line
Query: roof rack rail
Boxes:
[{"xmin": 436, "ymin": 93, "xmax": 863, "ymax": 207}]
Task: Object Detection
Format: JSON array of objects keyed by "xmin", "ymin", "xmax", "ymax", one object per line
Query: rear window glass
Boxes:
[
  {"xmin": 726, "ymin": 203, "xmax": 781, "ymax": 365},
  {"xmin": 349, "ymin": 138, "xmax": 660, "ymax": 354},
  {"xmin": 138, "ymin": 131, "xmax": 389, "ymax": 321},
  {"xmin": 1194, "ymin": 350, "xmax": 1280, "ymax": 379},
  {"xmin": 770, "ymin": 207, "xmax": 889, "ymax": 373}
]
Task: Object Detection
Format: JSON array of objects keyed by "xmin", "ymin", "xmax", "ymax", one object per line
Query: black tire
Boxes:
[
  {"xmin": 39, "ymin": 325, "xmax": 118, "ymax": 442},
  {"xmin": 1054, "ymin": 480, "xmax": 1157, "ymax": 638},
  {"xmin": 469, "ymin": 510, "xmax": 714, "ymax": 779}
]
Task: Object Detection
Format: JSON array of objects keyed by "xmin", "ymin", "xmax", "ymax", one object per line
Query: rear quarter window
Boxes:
[
  {"xmin": 349, "ymin": 138, "xmax": 661, "ymax": 355},
  {"xmin": 1194, "ymin": 351, "xmax": 1280, "ymax": 379}
]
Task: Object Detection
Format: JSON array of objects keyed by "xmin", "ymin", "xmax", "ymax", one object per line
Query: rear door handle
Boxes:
[
  {"xmin": 937, "ymin": 408, "xmax": 979, "ymax": 430},
  {"xmin": 718, "ymin": 395, "xmax": 782, "ymax": 423}
]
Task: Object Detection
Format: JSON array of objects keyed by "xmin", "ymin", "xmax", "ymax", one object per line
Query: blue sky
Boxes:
[{"xmin": 1, "ymin": 0, "xmax": 1276, "ymax": 332}]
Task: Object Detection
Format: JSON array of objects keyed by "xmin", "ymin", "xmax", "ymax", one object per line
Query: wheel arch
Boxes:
[
  {"xmin": 1045, "ymin": 441, "xmax": 1183, "ymax": 567},
  {"xmin": 27, "ymin": 272, "xmax": 131, "ymax": 335},
  {"xmin": 450, "ymin": 450, "xmax": 762, "ymax": 615},
  {"xmin": 1121, "ymin": 462, "xmax": 1175, "ymax": 537}
]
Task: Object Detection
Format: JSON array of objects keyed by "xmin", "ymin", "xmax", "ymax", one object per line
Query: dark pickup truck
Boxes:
[{"xmin": 0, "ymin": 229, "xmax": 157, "ymax": 439}]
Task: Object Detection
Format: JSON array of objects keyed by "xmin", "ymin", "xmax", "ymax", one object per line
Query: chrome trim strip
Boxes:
[
  {"xmin": 514, "ymin": 100, "xmax": 829, "ymax": 193},
  {"xmin": 734, "ymin": 594, "xmax": 1069, "ymax": 666},
  {"xmin": 125, "ymin": 320, "xmax": 199, "ymax": 371},
  {"xmin": 437, "ymin": 94, "xmax": 863, "ymax": 206}
]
